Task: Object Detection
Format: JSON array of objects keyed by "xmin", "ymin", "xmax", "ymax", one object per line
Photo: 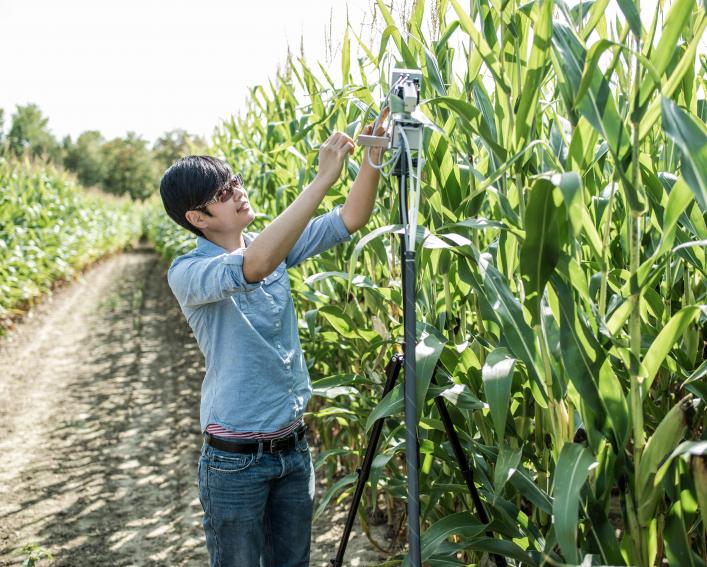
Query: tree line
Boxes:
[{"xmin": 0, "ymin": 103, "xmax": 208, "ymax": 200}]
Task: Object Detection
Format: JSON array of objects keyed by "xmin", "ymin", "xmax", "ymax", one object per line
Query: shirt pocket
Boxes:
[
  {"xmin": 265, "ymin": 266, "xmax": 290, "ymax": 297},
  {"xmin": 235, "ymin": 288, "xmax": 260, "ymax": 314}
]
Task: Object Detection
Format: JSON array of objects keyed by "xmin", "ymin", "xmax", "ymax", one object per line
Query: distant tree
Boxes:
[
  {"xmin": 0, "ymin": 108, "xmax": 5, "ymax": 145},
  {"xmin": 152, "ymin": 128, "xmax": 208, "ymax": 173},
  {"xmin": 63, "ymin": 130, "xmax": 106, "ymax": 187},
  {"xmin": 100, "ymin": 132, "xmax": 158, "ymax": 201},
  {"xmin": 7, "ymin": 103, "xmax": 61, "ymax": 161}
]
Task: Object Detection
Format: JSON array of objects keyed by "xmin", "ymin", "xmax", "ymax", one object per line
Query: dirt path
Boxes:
[{"xmin": 0, "ymin": 243, "xmax": 390, "ymax": 566}]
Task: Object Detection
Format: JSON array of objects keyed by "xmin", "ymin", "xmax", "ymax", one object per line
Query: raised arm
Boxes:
[{"xmin": 243, "ymin": 131, "xmax": 355, "ymax": 281}]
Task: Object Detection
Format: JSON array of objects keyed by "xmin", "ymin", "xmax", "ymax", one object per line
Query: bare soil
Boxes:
[{"xmin": 0, "ymin": 243, "xmax": 392, "ymax": 566}]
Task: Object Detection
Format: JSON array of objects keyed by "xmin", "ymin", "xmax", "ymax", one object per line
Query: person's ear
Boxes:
[{"xmin": 185, "ymin": 209, "xmax": 208, "ymax": 230}]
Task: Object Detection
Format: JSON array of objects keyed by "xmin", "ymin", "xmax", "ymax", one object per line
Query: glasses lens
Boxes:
[
  {"xmin": 217, "ymin": 186, "xmax": 234, "ymax": 203},
  {"xmin": 197, "ymin": 174, "xmax": 243, "ymax": 209}
]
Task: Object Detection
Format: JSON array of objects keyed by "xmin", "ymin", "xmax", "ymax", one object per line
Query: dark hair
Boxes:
[{"xmin": 159, "ymin": 155, "xmax": 233, "ymax": 237}]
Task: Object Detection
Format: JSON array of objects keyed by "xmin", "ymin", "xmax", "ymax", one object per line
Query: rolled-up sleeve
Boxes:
[
  {"xmin": 168, "ymin": 248, "xmax": 263, "ymax": 308},
  {"xmin": 285, "ymin": 205, "xmax": 353, "ymax": 268}
]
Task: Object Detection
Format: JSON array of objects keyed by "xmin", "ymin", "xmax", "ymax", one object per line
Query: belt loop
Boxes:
[{"xmin": 256, "ymin": 440, "xmax": 264, "ymax": 462}]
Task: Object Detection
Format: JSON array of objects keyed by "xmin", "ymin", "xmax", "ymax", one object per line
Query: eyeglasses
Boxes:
[{"xmin": 195, "ymin": 174, "xmax": 244, "ymax": 211}]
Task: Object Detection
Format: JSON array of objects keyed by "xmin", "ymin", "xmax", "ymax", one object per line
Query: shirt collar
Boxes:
[{"xmin": 196, "ymin": 233, "xmax": 252, "ymax": 256}]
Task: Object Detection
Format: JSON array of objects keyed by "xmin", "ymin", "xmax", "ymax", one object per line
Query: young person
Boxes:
[{"xmin": 158, "ymin": 110, "xmax": 389, "ymax": 567}]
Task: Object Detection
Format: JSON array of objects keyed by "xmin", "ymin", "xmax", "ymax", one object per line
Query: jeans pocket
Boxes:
[{"xmin": 206, "ymin": 451, "xmax": 256, "ymax": 474}]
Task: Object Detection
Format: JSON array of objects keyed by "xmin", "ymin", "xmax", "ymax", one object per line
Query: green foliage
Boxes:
[
  {"xmin": 7, "ymin": 103, "xmax": 62, "ymax": 162},
  {"xmin": 100, "ymin": 132, "xmax": 158, "ymax": 201},
  {"xmin": 0, "ymin": 157, "xmax": 143, "ymax": 334},
  {"xmin": 0, "ymin": 104, "xmax": 207, "ymax": 201},
  {"xmin": 15, "ymin": 543, "xmax": 53, "ymax": 567},
  {"xmin": 62, "ymin": 130, "xmax": 106, "ymax": 188},
  {"xmin": 152, "ymin": 128, "xmax": 208, "ymax": 174},
  {"xmin": 141, "ymin": 194, "xmax": 196, "ymax": 262},
  {"xmin": 143, "ymin": 0, "xmax": 707, "ymax": 564}
]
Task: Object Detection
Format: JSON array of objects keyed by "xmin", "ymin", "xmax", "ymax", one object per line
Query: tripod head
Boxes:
[{"xmin": 356, "ymin": 67, "xmax": 423, "ymax": 155}]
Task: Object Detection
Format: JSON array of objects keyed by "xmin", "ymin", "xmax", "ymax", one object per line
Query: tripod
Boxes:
[{"xmin": 331, "ymin": 139, "xmax": 508, "ymax": 567}]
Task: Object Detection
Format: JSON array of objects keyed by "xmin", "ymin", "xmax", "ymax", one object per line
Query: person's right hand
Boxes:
[{"xmin": 315, "ymin": 131, "xmax": 355, "ymax": 187}]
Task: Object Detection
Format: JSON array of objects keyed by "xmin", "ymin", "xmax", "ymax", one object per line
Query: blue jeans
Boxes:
[{"xmin": 197, "ymin": 432, "xmax": 315, "ymax": 567}]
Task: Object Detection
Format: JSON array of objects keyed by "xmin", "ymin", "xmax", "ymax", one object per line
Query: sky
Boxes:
[
  {"xmin": 0, "ymin": 0, "xmax": 700, "ymax": 147},
  {"xmin": 0, "ymin": 0, "xmax": 385, "ymax": 145}
]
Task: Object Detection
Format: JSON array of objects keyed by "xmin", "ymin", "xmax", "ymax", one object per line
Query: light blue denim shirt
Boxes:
[{"xmin": 167, "ymin": 204, "xmax": 352, "ymax": 434}]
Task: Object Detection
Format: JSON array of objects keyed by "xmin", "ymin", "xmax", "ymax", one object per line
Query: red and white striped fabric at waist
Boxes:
[{"xmin": 204, "ymin": 416, "xmax": 304, "ymax": 440}]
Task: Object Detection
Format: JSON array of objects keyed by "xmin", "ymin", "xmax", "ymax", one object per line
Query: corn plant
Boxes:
[
  {"xmin": 0, "ymin": 157, "xmax": 143, "ymax": 333},
  {"xmin": 146, "ymin": 0, "xmax": 706, "ymax": 563}
]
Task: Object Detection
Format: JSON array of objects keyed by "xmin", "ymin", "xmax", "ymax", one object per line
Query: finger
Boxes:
[{"xmin": 335, "ymin": 136, "xmax": 354, "ymax": 149}]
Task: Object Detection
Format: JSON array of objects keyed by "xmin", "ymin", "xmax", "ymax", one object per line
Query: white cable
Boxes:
[{"xmin": 367, "ymin": 144, "xmax": 401, "ymax": 170}]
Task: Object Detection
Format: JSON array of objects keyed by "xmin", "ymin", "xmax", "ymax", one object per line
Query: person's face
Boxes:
[{"xmin": 187, "ymin": 174, "xmax": 256, "ymax": 234}]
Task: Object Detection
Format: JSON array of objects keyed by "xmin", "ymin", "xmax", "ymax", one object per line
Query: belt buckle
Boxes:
[{"xmin": 269, "ymin": 436, "xmax": 288, "ymax": 452}]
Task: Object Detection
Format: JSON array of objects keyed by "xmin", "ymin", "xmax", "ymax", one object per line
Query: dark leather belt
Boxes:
[{"xmin": 204, "ymin": 423, "xmax": 308, "ymax": 454}]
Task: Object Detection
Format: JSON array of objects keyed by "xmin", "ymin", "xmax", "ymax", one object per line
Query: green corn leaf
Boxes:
[
  {"xmin": 341, "ymin": 24, "xmax": 351, "ymax": 83},
  {"xmin": 639, "ymin": 16, "xmax": 707, "ymax": 140},
  {"xmin": 494, "ymin": 443, "xmax": 522, "ymax": 498},
  {"xmin": 664, "ymin": 500, "xmax": 706, "ymax": 567},
  {"xmin": 427, "ymin": 382, "xmax": 486, "ymax": 410},
  {"xmin": 581, "ymin": 0, "xmax": 610, "ymax": 40},
  {"xmin": 375, "ymin": 0, "xmax": 417, "ymax": 66},
  {"xmin": 552, "ymin": 276, "xmax": 614, "ymax": 440},
  {"xmin": 426, "ymin": 96, "xmax": 506, "ymax": 159},
  {"xmin": 515, "ymin": 0, "xmax": 553, "ymax": 150},
  {"xmin": 423, "ymin": 44, "xmax": 447, "ymax": 97},
  {"xmin": 449, "ymin": 0, "xmax": 510, "ymax": 94},
  {"xmin": 616, "ymin": 0, "xmax": 642, "ymax": 37},
  {"xmin": 639, "ymin": 0, "xmax": 696, "ymax": 107},
  {"xmin": 520, "ymin": 179, "xmax": 563, "ymax": 326},
  {"xmin": 482, "ymin": 347, "xmax": 517, "ymax": 442},
  {"xmin": 415, "ymin": 323, "xmax": 448, "ymax": 421},
  {"xmin": 418, "ymin": 512, "xmax": 486, "ymax": 562},
  {"xmin": 552, "ymin": 443, "xmax": 596, "ymax": 565},
  {"xmin": 637, "ymin": 395, "xmax": 697, "ymax": 524},
  {"xmin": 689, "ymin": 446, "xmax": 707, "ymax": 531},
  {"xmin": 657, "ymin": 176, "xmax": 696, "ymax": 255},
  {"xmin": 318, "ymin": 305, "xmax": 378, "ymax": 341},
  {"xmin": 313, "ymin": 472, "xmax": 358, "ymax": 521},
  {"xmin": 365, "ymin": 383, "xmax": 403, "ymax": 433},
  {"xmin": 509, "ymin": 465, "xmax": 553, "ymax": 514},
  {"xmin": 461, "ymin": 251, "xmax": 548, "ymax": 404},
  {"xmin": 463, "ymin": 537, "xmax": 538, "ymax": 566},
  {"xmin": 661, "ymin": 97, "xmax": 707, "ymax": 213},
  {"xmin": 643, "ymin": 305, "xmax": 706, "ymax": 390}
]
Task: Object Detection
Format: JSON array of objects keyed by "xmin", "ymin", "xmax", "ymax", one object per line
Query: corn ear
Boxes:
[{"xmin": 637, "ymin": 394, "xmax": 699, "ymax": 525}]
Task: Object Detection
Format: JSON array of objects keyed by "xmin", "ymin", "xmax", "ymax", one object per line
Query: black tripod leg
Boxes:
[
  {"xmin": 330, "ymin": 354, "xmax": 403, "ymax": 567},
  {"xmin": 431, "ymin": 372, "xmax": 508, "ymax": 567}
]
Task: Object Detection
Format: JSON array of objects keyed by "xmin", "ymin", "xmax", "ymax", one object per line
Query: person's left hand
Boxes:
[{"xmin": 360, "ymin": 106, "xmax": 390, "ymax": 164}]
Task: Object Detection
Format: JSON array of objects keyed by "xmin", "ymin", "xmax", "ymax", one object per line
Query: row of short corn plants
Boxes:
[
  {"xmin": 142, "ymin": 194, "xmax": 196, "ymax": 264},
  {"xmin": 146, "ymin": 0, "xmax": 706, "ymax": 564},
  {"xmin": 0, "ymin": 157, "xmax": 143, "ymax": 334}
]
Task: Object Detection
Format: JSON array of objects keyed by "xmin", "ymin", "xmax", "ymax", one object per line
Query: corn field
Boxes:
[
  {"xmin": 0, "ymin": 157, "xmax": 143, "ymax": 334},
  {"xmin": 146, "ymin": 0, "xmax": 705, "ymax": 564}
]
